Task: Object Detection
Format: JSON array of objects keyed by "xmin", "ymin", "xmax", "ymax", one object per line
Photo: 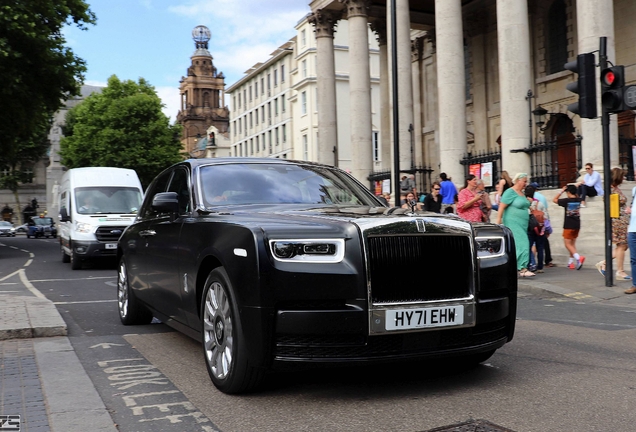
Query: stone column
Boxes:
[
  {"xmin": 393, "ymin": 0, "xmax": 414, "ymax": 172},
  {"xmin": 496, "ymin": 0, "xmax": 532, "ymax": 176},
  {"xmin": 435, "ymin": 0, "xmax": 467, "ymax": 184},
  {"xmin": 576, "ymin": 0, "xmax": 617, "ymax": 169},
  {"xmin": 342, "ymin": 0, "xmax": 373, "ymax": 184},
  {"xmin": 309, "ymin": 9, "xmax": 341, "ymax": 166},
  {"xmin": 370, "ymin": 19, "xmax": 391, "ymax": 171},
  {"xmin": 412, "ymin": 37, "xmax": 424, "ymax": 168}
]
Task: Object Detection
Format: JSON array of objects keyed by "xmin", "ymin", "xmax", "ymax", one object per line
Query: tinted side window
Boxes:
[
  {"xmin": 139, "ymin": 171, "xmax": 171, "ymax": 220},
  {"xmin": 167, "ymin": 168, "xmax": 191, "ymax": 215}
]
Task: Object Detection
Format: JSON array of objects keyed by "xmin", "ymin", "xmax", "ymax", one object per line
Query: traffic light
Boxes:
[
  {"xmin": 564, "ymin": 53, "xmax": 597, "ymax": 119},
  {"xmin": 601, "ymin": 66, "xmax": 625, "ymax": 113}
]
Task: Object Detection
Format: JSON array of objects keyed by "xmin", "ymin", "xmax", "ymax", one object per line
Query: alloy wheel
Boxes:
[{"xmin": 203, "ymin": 281, "xmax": 234, "ymax": 380}]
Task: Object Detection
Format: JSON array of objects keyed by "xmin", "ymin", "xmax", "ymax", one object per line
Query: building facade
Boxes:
[
  {"xmin": 226, "ymin": 15, "xmax": 382, "ymax": 183},
  {"xmin": 305, "ymin": 0, "xmax": 636, "ymax": 191}
]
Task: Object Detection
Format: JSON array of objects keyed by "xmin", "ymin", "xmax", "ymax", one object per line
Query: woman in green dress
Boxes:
[{"xmin": 495, "ymin": 173, "xmax": 534, "ymax": 277}]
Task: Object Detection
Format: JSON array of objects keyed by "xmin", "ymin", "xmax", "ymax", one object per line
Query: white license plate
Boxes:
[
  {"xmin": 385, "ymin": 305, "xmax": 464, "ymax": 331},
  {"xmin": 105, "ymin": 243, "xmax": 117, "ymax": 249}
]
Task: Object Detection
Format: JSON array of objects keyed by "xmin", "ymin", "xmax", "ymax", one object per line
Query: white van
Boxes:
[{"xmin": 58, "ymin": 167, "xmax": 143, "ymax": 269}]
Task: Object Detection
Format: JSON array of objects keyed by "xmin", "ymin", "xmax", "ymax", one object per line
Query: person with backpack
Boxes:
[{"xmin": 526, "ymin": 185, "xmax": 546, "ymax": 273}]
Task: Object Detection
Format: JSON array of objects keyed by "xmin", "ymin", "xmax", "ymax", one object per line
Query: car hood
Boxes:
[{"xmin": 200, "ymin": 204, "xmax": 473, "ymax": 235}]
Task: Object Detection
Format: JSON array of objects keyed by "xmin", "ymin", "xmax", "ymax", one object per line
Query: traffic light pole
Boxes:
[{"xmin": 599, "ymin": 37, "xmax": 613, "ymax": 287}]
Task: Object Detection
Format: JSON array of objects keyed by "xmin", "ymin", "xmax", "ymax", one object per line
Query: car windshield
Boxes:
[
  {"xmin": 199, "ymin": 163, "xmax": 381, "ymax": 207},
  {"xmin": 33, "ymin": 218, "xmax": 53, "ymax": 226},
  {"xmin": 75, "ymin": 187, "xmax": 142, "ymax": 214}
]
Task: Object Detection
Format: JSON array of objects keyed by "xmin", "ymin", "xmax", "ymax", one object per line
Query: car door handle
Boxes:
[{"xmin": 139, "ymin": 230, "xmax": 156, "ymax": 237}]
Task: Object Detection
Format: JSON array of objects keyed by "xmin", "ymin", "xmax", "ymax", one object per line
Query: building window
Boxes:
[
  {"xmin": 301, "ymin": 91, "xmax": 307, "ymax": 115},
  {"xmin": 275, "ymin": 127, "xmax": 279, "ymax": 145},
  {"xmin": 255, "ymin": 81, "xmax": 258, "ymax": 96},
  {"xmin": 281, "ymin": 65, "xmax": 285, "ymax": 83},
  {"xmin": 250, "ymin": 138, "xmax": 254, "ymax": 155},
  {"xmin": 302, "ymin": 60, "xmax": 307, "ymax": 78},
  {"xmin": 282, "ymin": 124, "xmax": 287, "ymax": 142},
  {"xmin": 261, "ymin": 106, "xmax": 265, "ymax": 123},
  {"xmin": 256, "ymin": 135, "xmax": 259, "ymax": 152},
  {"xmin": 255, "ymin": 108, "xmax": 259, "ymax": 125},
  {"xmin": 268, "ymin": 130, "xmax": 273, "ymax": 154},
  {"xmin": 274, "ymin": 98, "xmax": 278, "ymax": 116},
  {"xmin": 250, "ymin": 112, "xmax": 253, "ymax": 129},
  {"xmin": 373, "ymin": 131, "xmax": 380, "ymax": 162},
  {"xmin": 548, "ymin": 0, "xmax": 568, "ymax": 75},
  {"xmin": 301, "ymin": 29, "xmax": 306, "ymax": 46},
  {"xmin": 233, "ymin": 96, "xmax": 236, "ymax": 110},
  {"xmin": 243, "ymin": 89, "xmax": 247, "ymax": 107},
  {"xmin": 238, "ymin": 93, "xmax": 241, "ymax": 109},
  {"xmin": 303, "ymin": 134, "xmax": 308, "ymax": 160},
  {"xmin": 274, "ymin": 69, "xmax": 278, "ymax": 87},
  {"xmin": 249, "ymin": 85, "xmax": 252, "ymax": 101},
  {"xmin": 261, "ymin": 78, "xmax": 264, "ymax": 95},
  {"xmin": 281, "ymin": 96, "xmax": 286, "ymax": 112},
  {"xmin": 267, "ymin": 73, "xmax": 271, "ymax": 95},
  {"xmin": 239, "ymin": 118, "xmax": 242, "ymax": 134}
]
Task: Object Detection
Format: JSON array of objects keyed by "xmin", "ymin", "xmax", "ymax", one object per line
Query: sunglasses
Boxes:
[{"xmin": 433, "ymin": 188, "xmax": 441, "ymax": 190}]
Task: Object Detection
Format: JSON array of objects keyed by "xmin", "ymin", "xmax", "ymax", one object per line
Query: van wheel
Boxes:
[
  {"xmin": 70, "ymin": 250, "xmax": 82, "ymax": 270},
  {"xmin": 61, "ymin": 246, "xmax": 70, "ymax": 263},
  {"xmin": 117, "ymin": 258, "xmax": 153, "ymax": 325}
]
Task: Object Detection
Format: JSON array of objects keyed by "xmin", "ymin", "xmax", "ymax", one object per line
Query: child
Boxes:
[{"xmin": 553, "ymin": 184, "xmax": 585, "ymax": 269}]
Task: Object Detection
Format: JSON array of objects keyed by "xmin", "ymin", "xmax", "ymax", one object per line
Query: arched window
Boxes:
[{"xmin": 547, "ymin": 0, "xmax": 568, "ymax": 75}]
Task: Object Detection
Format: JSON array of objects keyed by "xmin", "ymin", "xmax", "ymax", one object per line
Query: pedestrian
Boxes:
[
  {"xmin": 553, "ymin": 184, "xmax": 585, "ymax": 270},
  {"xmin": 423, "ymin": 182, "xmax": 442, "ymax": 213},
  {"xmin": 596, "ymin": 167, "xmax": 631, "ymax": 280},
  {"xmin": 457, "ymin": 175, "xmax": 485, "ymax": 222},
  {"xmin": 492, "ymin": 171, "xmax": 513, "ymax": 211},
  {"xmin": 401, "ymin": 192, "xmax": 421, "ymax": 211},
  {"xmin": 400, "ymin": 175, "xmax": 415, "ymax": 196},
  {"xmin": 439, "ymin": 172, "xmax": 458, "ymax": 213},
  {"xmin": 476, "ymin": 179, "xmax": 492, "ymax": 222},
  {"xmin": 576, "ymin": 162, "xmax": 603, "ymax": 207},
  {"xmin": 529, "ymin": 182, "xmax": 555, "ymax": 268},
  {"xmin": 525, "ymin": 185, "xmax": 547, "ymax": 273},
  {"xmin": 496, "ymin": 173, "xmax": 533, "ymax": 277},
  {"xmin": 624, "ymin": 184, "xmax": 636, "ymax": 294}
]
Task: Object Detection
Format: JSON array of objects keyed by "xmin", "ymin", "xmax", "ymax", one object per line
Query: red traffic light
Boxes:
[{"xmin": 603, "ymin": 70, "xmax": 616, "ymax": 86}]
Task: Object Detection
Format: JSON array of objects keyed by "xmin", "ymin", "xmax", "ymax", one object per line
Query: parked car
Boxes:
[
  {"xmin": 117, "ymin": 158, "xmax": 518, "ymax": 394},
  {"xmin": 0, "ymin": 221, "xmax": 16, "ymax": 237},
  {"xmin": 14, "ymin": 223, "xmax": 28, "ymax": 233},
  {"xmin": 27, "ymin": 216, "xmax": 57, "ymax": 238}
]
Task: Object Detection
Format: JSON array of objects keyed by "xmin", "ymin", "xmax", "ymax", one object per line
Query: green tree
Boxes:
[
  {"xmin": 0, "ymin": 0, "xmax": 94, "ymax": 222},
  {"xmin": 60, "ymin": 75, "xmax": 184, "ymax": 187},
  {"xmin": 0, "ymin": 0, "xmax": 95, "ymax": 153}
]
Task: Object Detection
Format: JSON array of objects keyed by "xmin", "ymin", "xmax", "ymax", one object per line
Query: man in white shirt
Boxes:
[{"xmin": 576, "ymin": 162, "xmax": 603, "ymax": 207}]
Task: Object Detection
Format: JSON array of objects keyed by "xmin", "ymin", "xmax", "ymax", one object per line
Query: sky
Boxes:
[{"xmin": 63, "ymin": 0, "xmax": 312, "ymax": 122}]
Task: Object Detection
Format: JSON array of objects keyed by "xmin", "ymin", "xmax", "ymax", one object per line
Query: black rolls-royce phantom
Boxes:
[{"xmin": 117, "ymin": 158, "xmax": 517, "ymax": 394}]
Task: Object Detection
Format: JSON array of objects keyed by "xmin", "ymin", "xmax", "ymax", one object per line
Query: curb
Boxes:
[{"xmin": 0, "ymin": 296, "xmax": 67, "ymax": 341}]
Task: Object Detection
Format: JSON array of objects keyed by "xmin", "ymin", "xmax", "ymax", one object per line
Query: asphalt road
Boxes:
[{"xmin": 3, "ymin": 235, "xmax": 636, "ymax": 432}]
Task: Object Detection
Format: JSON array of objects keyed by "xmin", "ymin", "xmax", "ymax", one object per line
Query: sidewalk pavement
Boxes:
[{"xmin": 1, "ymin": 262, "xmax": 635, "ymax": 431}]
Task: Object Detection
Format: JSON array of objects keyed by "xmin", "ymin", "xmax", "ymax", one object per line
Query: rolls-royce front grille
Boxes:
[
  {"xmin": 367, "ymin": 235, "xmax": 473, "ymax": 303},
  {"xmin": 95, "ymin": 226, "xmax": 126, "ymax": 242}
]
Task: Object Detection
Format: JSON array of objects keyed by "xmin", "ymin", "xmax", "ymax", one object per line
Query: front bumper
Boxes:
[{"xmin": 72, "ymin": 240, "xmax": 118, "ymax": 259}]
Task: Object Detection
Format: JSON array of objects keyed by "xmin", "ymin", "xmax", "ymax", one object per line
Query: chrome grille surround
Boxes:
[
  {"xmin": 95, "ymin": 226, "xmax": 127, "ymax": 242},
  {"xmin": 353, "ymin": 217, "xmax": 477, "ymax": 335}
]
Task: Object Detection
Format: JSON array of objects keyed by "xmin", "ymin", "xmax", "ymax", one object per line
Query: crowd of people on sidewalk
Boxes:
[{"xmin": 384, "ymin": 163, "xmax": 636, "ymax": 295}]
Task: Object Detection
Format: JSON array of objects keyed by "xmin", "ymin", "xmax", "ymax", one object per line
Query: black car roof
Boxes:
[{"xmin": 182, "ymin": 158, "xmax": 337, "ymax": 170}]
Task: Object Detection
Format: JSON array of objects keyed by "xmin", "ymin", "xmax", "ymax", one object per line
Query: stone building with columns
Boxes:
[
  {"xmin": 307, "ymin": 0, "xmax": 636, "ymax": 191},
  {"xmin": 227, "ymin": 16, "xmax": 382, "ymax": 175}
]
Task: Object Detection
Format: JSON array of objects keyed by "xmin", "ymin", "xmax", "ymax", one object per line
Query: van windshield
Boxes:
[{"xmin": 75, "ymin": 187, "xmax": 142, "ymax": 215}]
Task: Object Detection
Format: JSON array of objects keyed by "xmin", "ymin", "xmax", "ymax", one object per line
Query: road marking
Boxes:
[
  {"xmin": 53, "ymin": 299, "xmax": 117, "ymax": 305},
  {"xmin": 18, "ymin": 269, "xmax": 46, "ymax": 299},
  {"xmin": 91, "ymin": 343, "xmax": 125, "ymax": 349},
  {"xmin": 29, "ymin": 276, "xmax": 115, "ymax": 283},
  {"xmin": 24, "ymin": 259, "xmax": 32, "ymax": 267}
]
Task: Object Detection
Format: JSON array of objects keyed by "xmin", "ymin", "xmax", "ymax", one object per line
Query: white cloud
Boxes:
[{"xmin": 156, "ymin": 86, "xmax": 181, "ymax": 123}]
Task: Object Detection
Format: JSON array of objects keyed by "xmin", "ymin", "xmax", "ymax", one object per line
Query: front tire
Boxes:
[
  {"xmin": 70, "ymin": 249, "xmax": 82, "ymax": 270},
  {"xmin": 201, "ymin": 267, "xmax": 264, "ymax": 394},
  {"xmin": 117, "ymin": 258, "xmax": 153, "ymax": 325},
  {"xmin": 61, "ymin": 245, "xmax": 70, "ymax": 263}
]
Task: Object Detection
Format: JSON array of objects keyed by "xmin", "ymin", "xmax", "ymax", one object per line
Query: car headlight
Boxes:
[
  {"xmin": 475, "ymin": 236, "xmax": 505, "ymax": 259},
  {"xmin": 269, "ymin": 239, "xmax": 345, "ymax": 263},
  {"xmin": 76, "ymin": 222, "xmax": 93, "ymax": 233}
]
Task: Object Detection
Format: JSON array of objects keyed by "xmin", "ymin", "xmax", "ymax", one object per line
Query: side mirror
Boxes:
[
  {"xmin": 152, "ymin": 192, "xmax": 179, "ymax": 214},
  {"xmin": 59, "ymin": 207, "xmax": 70, "ymax": 222}
]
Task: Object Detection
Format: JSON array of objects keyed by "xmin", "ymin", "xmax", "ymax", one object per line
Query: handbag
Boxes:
[{"xmin": 528, "ymin": 213, "xmax": 539, "ymax": 231}]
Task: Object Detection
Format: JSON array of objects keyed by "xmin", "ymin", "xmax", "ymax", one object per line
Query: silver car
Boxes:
[{"xmin": 0, "ymin": 221, "xmax": 16, "ymax": 237}]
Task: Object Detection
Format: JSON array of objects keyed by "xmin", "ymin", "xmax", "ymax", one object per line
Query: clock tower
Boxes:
[{"xmin": 177, "ymin": 25, "xmax": 229, "ymax": 157}]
